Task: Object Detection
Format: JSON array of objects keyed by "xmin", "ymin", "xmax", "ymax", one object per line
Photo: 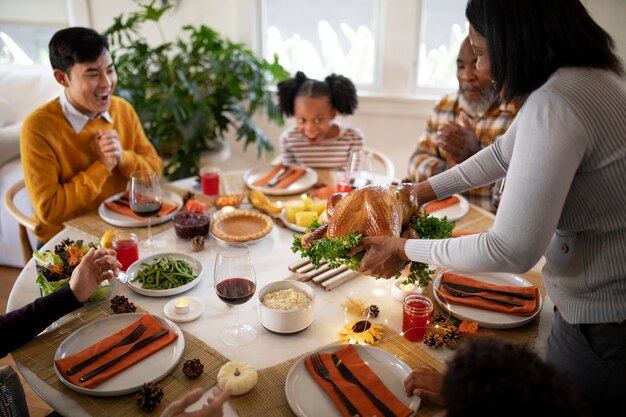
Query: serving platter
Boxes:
[{"xmin": 126, "ymin": 252, "xmax": 203, "ymax": 297}]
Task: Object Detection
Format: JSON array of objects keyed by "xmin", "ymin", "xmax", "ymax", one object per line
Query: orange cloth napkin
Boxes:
[
  {"xmin": 305, "ymin": 344, "xmax": 413, "ymax": 417},
  {"xmin": 451, "ymin": 230, "xmax": 479, "ymax": 237},
  {"xmin": 104, "ymin": 192, "xmax": 177, "ymax": 221},
  {"xmin": 253, "ymin": 164, "xmax": 286, "ymax": 186},
  {"xmin": 273, "ymin": 167, "xmax": 307, "ymax": 189},
  {"xmin": 55, "ymin": 314, "xmax": 177, "ymax": 389},
  {"xmin": 423, "ymin": 196, "xmax": 460, "ymax": 214},
  {"xmin": 440, "ymin": 272, "xmax": 539, "ymax": 316}
]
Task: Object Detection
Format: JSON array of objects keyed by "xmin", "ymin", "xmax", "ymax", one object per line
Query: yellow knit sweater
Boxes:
[{"xmin": 21, "ymin": 96, "xmax": 162, "ymax": 242}]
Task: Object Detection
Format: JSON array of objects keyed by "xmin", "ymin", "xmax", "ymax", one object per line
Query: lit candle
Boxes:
[{"xmin": 174, "ymin": 298, "xmax": 190, "ymax": 315}]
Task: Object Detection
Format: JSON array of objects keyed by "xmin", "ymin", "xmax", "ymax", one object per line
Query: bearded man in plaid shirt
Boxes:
[{"xmin": 409, "ymin": 37, "xmax": 521, "ymax": 212}]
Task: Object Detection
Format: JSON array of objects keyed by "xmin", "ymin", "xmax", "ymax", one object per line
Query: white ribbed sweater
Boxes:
[{"xmin": 406, "ymin": 67, "xmax": 626, "ymax": 324}]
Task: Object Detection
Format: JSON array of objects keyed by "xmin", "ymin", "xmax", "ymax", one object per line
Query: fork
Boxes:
[
  {"xmin": 66, "ymin": 323, "xmax": 147, "ymax": 375},
  {"xmin": 310, "ymin": 353, "xmax": 361, "ymax": 417},
  {"xmin": 443, "ymin": 283, "xmax": 524, "ymax": 307}
]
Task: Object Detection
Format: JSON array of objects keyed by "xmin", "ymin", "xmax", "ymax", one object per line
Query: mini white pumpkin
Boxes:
[{"xmin": 217, "ymin": 361, "xmax": 258, "ymax": 396}]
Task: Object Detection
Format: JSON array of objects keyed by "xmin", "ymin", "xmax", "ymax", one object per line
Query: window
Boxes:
[
  {"xmin": 261, "ymin": 0, "xmax": 469, "ymax": 96},
  {"xmin": 417, "ymin": 0, "xmax": 468, "ymax": 89},
  {"xmin": 0, "ymin": 24, "xmax": 60, "ymax": 65},
  {"xmin": 262, "ymin": 0, "xmax": 380, "ymax": 85}
]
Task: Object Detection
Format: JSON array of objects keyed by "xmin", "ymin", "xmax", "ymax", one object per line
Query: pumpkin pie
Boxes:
[{"xmin": 211, "ymin": 211, "xmax": 273, "ymax": 242}]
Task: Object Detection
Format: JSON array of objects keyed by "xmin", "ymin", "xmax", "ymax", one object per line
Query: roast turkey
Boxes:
[{"xmin": 302, "ymin": 184, "xmax": 420, "ymax": 247}]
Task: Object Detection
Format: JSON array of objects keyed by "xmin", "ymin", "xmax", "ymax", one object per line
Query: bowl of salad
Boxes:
[{"xmin": 34, "ymin": 238, "xmax": 112, "ymax": 304}]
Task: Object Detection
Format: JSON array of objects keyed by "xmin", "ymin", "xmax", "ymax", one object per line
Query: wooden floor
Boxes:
[{"xmin": 1, "ymin": 265, "xmax": 53, "ymax": 417}]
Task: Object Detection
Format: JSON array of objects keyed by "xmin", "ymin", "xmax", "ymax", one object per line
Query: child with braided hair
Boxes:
[{"xmin": 277, "ymin": 71, "xmax": 365, "ymax": 169}]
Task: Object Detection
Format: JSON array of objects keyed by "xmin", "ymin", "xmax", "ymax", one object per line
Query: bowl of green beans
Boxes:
[{"xmin": 126, "ymin": 253, "xmax": 203, "ymax": 297}]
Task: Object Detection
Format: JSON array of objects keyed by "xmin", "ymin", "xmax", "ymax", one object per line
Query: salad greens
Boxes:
[
  {"xmin": 35, "ymin": 238, "xmax": 109, "ymax": 303},
  {"xmin": 292, "ymin": 211, "xmax": 455, "ymax": 287}
]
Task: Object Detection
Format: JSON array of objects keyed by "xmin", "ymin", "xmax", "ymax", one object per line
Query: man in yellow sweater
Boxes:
[{"xmin": 21, "ymin": 27, "xmax": 162, "ymax": 244}]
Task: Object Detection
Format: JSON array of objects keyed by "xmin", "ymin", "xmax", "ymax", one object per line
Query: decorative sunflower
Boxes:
[{"xmin": 339, "ymin": 319, "xmax": 383, "ymax": 345}]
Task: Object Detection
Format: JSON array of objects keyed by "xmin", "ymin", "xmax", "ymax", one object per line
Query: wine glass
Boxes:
[
  {"xmin": 348, "ymin": 148, "xmax": 374, "ymax": 189},
  {"xmin": 214, "ymin": 243, "xmax": 257, "ymax": 346},
  {"xmin": 129, "ymin": 169, "xmax": 165, "ymax": 250},
  {"xmin": 492, "ymin": 178, "xmax": 506, "ymax": 210}
]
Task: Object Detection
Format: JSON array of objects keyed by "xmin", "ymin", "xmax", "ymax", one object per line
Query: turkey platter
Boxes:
[{"xmin": 292, "ymin": 184, "xmax": 454, "ymax": 286}]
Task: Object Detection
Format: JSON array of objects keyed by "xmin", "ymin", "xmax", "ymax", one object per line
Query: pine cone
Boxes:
[
  {"xmin": 423, "ymin": 330, "xmax": 444, "ymax": 349},
  {"xmin": 430, "ymin": 312, "xmax": 449, "ymax": 327},
  {"xmin": 443, "ymin": 327, "xmax": 464, "ymax": 349},
  {"xmin": 182, "ymin": 358, "xmax": 204, "ymax": 379},
  {"xmin": 368, "ymin": 305, "xmax": 380, "ymax": 318},
  {"xmin": 136, "ymin": 382, "xmax": 164, "ymax": 412},
  {"xmin": 191, "ymin": 235, "xmax": 205, "ymax": 251},
  {"xmin": 182, "ymin": 191, "xmax": 195, "ymax": 207},
  {"xmin": 110, "ymin": 295, "xmax": 137, "ymax": 314}
]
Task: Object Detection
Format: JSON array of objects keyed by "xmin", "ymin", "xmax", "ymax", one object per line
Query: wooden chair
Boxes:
[
  {"xmin": 4, "ymin": 180, "xmax": 39, "ymax": 263},
  {"xmin": 364, "ymin": 147, "xmax": 395, "ymax": 182}
]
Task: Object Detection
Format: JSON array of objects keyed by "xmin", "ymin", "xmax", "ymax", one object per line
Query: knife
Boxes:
[
  {"xmin": 443, "ymin": 282, "xmax": 535, "ymax": 300},
  {"xmin": 331, "ymin": 354, "xmax": 396, "ymax": 417},
  {"xmin": 266, "ymin": 166, "xmax": 289, "ymax": 187},
  {"xmin": 78, "ymin": 329, "xmax": 170, "ymax": 383}
]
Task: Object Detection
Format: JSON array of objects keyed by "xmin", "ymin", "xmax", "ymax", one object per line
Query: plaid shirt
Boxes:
[{"xmin": 408, "ymin": 93, "xmax": 521, "ymax": 212}]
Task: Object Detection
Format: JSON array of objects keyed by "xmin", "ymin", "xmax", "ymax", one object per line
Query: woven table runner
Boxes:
[
  {"xmin": 12, "ymin": 304, "xmax": 229, "ymax": 417},
  {"xmin": 228, "ymin": 325, "xmax": 446, "ymax": 417}
]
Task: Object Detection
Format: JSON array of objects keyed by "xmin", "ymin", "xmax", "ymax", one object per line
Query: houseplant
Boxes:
[{"xmin": 105, "ymin": 1, "xmax": 288, "ymax": 180}]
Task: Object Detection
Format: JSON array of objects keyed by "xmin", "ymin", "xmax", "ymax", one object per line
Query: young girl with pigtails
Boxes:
[{"xmin": 276, "ymin": 71, "xmax": 365, "ymax": 169}]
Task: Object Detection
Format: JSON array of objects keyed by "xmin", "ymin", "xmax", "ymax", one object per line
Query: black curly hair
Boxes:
[
  {"xmin": 276, "ymin": 71, "xmax": 358, "ymax": 117},
  {"xmin": 443, "ymin": 338, "xmax": 591, "ymax": 417}
]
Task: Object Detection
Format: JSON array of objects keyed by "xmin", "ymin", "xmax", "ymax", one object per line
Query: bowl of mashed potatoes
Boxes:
[{"xmin": 258, "ymin": 280, "xmax": 315, "ymax": 334}]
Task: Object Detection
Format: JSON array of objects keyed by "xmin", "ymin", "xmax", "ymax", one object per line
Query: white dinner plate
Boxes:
[
  {"xmin": 244, "ymin": 165, "xmax": 318, "ymax": 196},
  {"xmin": 98, "ymin": 190, "xmax": 183, "ymax": 228},
  {"xmin": 424, "ymin": 194, "xmax": 470, "ymax": 221},
  {"xmin": 285, "ymin": 344, "xmax": 420, "ymax": 417},
  {"xmin": 432, "ymin": 270, "xmax": 543, "ymax": 329},
  {"xmin": 54, "ymin": 313, "xmax": 184, "ymax": 396},
  {"xmin": 126, "ymin": 253, "xmax": 203, "ymax": 297}
]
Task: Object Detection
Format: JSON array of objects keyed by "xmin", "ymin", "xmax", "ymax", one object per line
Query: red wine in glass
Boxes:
[
  {"xmin": 214, "ymin": 243, "xmax": 257, "ymax": 346},
  {"xmin": 215, "ymin": 278, "xmax": 256, "ymax": 305},
  {"xmin": 131, "ymin": 200, "xmax": 162, "ymax": 218}
]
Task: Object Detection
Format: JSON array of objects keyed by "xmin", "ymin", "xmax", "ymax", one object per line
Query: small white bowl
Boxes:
[
  {"xmin": 390, "ymin": 279, "xmax": 423, "ymax": 302},
  {"xmin": 258, "ymin": 280, "xmax": 315, "ymax": 334}
]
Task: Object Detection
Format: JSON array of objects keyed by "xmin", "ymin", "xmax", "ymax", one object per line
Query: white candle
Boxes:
[{"xmin": 174, "ymin": 298, "xmax": 190, "ymax": 315}]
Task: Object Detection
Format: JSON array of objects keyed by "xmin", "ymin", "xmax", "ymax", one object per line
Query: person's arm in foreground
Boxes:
[
  {"xmin": 0, "ymin": 248, "xmax": 120, "ymax": 357},
  {"xmin": 160, "ymin": 387, "xmax": 230, "ymax": 417}
]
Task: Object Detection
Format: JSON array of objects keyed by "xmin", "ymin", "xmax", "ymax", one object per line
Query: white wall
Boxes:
[{"xmin": 4, "ymin": 0, "xmax": 624, "ymax": 177}]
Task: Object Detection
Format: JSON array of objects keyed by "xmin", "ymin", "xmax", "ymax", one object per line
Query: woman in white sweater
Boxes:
[{"xmin": 353, "ymin": 0, "xmax": 626, "ymax": 414}]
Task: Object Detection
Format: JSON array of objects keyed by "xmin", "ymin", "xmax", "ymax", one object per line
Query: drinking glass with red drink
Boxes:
[
  {"xmin": 200, "ymin": 166, "xmax": 220, "ymax": 196},
  {"xmin": 112, "ymin": 232, "xmax": 139, "ymax": 272},
  {"xmin": 402, "ymin": 293, "xmax": 433, "ymax": 342},
  {"xmin": 214, "ymin": 243, "xmax": 257, "ymax": 346}
]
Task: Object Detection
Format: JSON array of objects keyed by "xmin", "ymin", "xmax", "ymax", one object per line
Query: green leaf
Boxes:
[{"xmin": 105, "ymin": 1, "xmax": 288, "ymax": 180}]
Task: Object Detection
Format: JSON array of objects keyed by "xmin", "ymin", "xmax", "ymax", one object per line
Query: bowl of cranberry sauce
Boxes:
[{"xmin": 173, "ymin": 211, "xmax": 211, "ymax": 239}]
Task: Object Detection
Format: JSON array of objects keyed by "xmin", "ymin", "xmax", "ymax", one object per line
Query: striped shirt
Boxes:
[
  {"xmin": 408, "ymin": 93, "xmax": 520, "ymax": 212},
  {"xmin": 406, "ymin": 67, "xmax": 626, "ymax": 324},
  {"xmin": 279, "ymin": 122, "xmax": 365, "ymax": 169}
]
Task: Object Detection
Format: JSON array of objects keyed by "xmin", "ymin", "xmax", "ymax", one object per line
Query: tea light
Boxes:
[
  {"xmin": 391, "ymin": 279, "xmax": 423, "ymax": 302},
  {"xmin": 174, "ymin": 298, "xmax": 190, "ymax": 315}
]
